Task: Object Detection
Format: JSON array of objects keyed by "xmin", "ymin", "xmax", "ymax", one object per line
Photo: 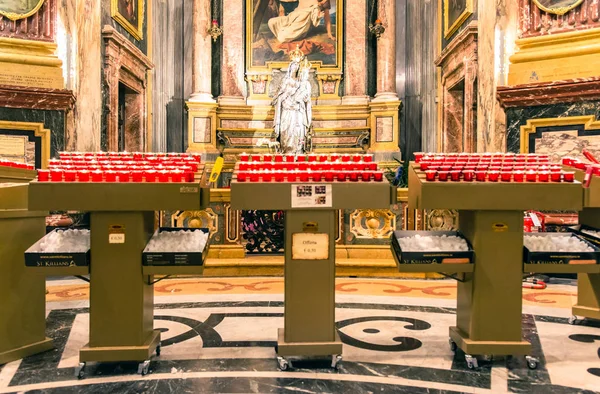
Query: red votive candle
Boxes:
[
  {"xmin": 562, "ymin": 157, "xmax": 574, "ymax": 166},
  {"xmin": 538, "ymin": 171, "xmax": 549, "ymax": 182},
  {"xmin": 274, "ymin": 171, "xmax": 284, "ymax": 182},
  {"xmin": 373, "ymin": 172, "xmax": 384, "ymax": 182},
  {"xmin": 263, "ymin": 155, "xmax": 273, "ymax": 162},
  {"xmin": 63, "ymin": 169, "xmax": 76, "ymax": 182},
  {"xmin": 249, "ymin": 171, "xmax": 260, "ymax": 182},
  {"xmin": 262, "ymin": 171, "xmax": 273, "ymax": 182},
  {"xmin": 145, "ymin": 170, "xmax": 157, "ymax": 182},
  {"xmin": 308, "ymin": 154, "xmax": 317, "ymax": 162},
  {"xmin": 463, "ymin": 170, "xmax": 474, "ymax": 182},
  {"xmin": 341, "ymin": 154, "xmax": 351, "ymax": 162},
  {"xmin": 118, "ymin": 171, "xmax": 130, "ymax": 182},
  {"xmin": 349, "ymin": 172, "xmax": 359, "ymax": 182},
  {"xmin": 526, "ymin": 170, "xmax": 537, "ymax": 182},
  {"xmin": 287, "ymin": 172, "xmax": 298, "ymax": 182},
  {"xmin": 438, "ymin": 170, "xmax": 449, "ymax": 181},
  {"xmin": 575, "ymin": 162, "xmax": 587, "ymax": 170},
  {"xmin": 501, "ymin": 171, "xmax": 512, "ymax": 182},
  {"xmin": 131, "ymin": 171, "xmax": 143, "ymax": 182},
  {"xmin": 285, "ymin": 154, "xmax": 295, "ymax": 163},
  {"xmin": 312, "ymin": 172, "xmax": 323, "ymax": 182},
  {"xmin": 425, "ymin": 170, "xmax": 436, "ymax": 181},
  {"xmin": 77, "ymin": 170, "xmax": 90, "ymax": 182},
  {"xmin": 91, "ymin": 170, "xmax": 103, "ymax": 182},
  {"xmin": 251, "ymin": 154, "xmax": 261, "ymax": 162},
  {"xmin": 488, "ymin": 171, "xmax": 500, "ymax": 182},
  {"xmin": 105, "ymin": 170, "xmax": 116, "ymax": 182},
  {"xmin": 352, "ymin": 154, "xmax": 361, "ymax": 163},
  {"xmin": 237, "ymin": 172, "xmax": 247, "ymax": 182},
  {"xmin": 296, "ymin": 155, "xmax": 307, "ymax": 162},
  {"xmin": 329, "ymin": 154, "xmax": 339, "ymax": 162},
  {"xmin": 551, "ymin": 172, "xmax": 561, "ymax": 182},
  {"xmin": 171, "ymin": 171, "xmax": 183, "ymax": 182},
  {"xmin": 158, "ymin": 171, "xmax": 169, "ymax": 183},
  {"xmin": 363, "ymin": 154, "xmax": 374, "ymax": 163},
  {"xmin": 414, "ymin": 152, "xmax": 424, "ymax": 163},
  {"xmin": 450, "ymin": 170, "xmax": 461, "ymax": 182},
  {"xmin": 420, "ymin": 162, "xmax": 430, "ymax": 171},
  {"xmin": 274, "ymin": 154, "xmax": 283, "ymax": 162},
  {"xmin": 50, "ymin": 169, "xmax": 63, "ymax": 182},
  {"xmin": 475, "ymin": 170, "xmax": 486, "ymax": 182},
  {"xmin": 324, "ymin": 171, "xmax": 334, "ymax": 182},
  {"xmin": 361, "ymin": 171, "xmax": 372, "ymax": 181},
  {"xmin": 512, "ymin": 171, "xmax": 524, "ymax": 182},
  {"xmin": 336, "ymin": 172, "xmax": 347, "ymax": 182},
  {"xmin": 37, "ymin": 170, "xmax": 49, "ymax": 182},
  {"xmin": 563, "ymin": 171, "xmax": 575, "ymax": 182}
]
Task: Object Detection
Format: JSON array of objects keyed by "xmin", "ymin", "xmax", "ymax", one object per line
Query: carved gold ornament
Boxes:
[
  {"xmin": 426, "ymin": 209, "xmax": 458, "ymax": 231},
  {"xmin": 350, "ymin": 209, "xmax": 396, "ymax": 239},
  {"xmin": 0, "ymin": 0, "xmax": 45, "ymax": 21},
  {"xmin": 532, "ymin": 0, "xmax": 584, "ymax": 16},
  {"xmin": 171, "ymin": 209, "xmax": 218, "ymax": 237}
]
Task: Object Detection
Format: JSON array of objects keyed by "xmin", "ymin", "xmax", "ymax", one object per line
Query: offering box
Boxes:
[{"xmin": 391, "ymin": 231, "xmax": 474, "ymax": 268}]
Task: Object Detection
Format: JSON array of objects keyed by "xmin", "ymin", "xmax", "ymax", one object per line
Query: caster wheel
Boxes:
[
  {"xmin": 75, "ymin": 362, "xmax": 86, "ymax": 379},
  {"xmin": 526, "ymin": 356, "xmax": 539, "ymax": 370},
  {"xmin": 138, "ymin": 360, "xmax": 151, "ymax": 376},
  {"xmin": 568, "ymin": 315, "xmax": 579, "ymax": 325},
  {"xmin": 277, "ymin": 357, "xmax": 289, "ymax": 371},
  {"xmin": 331, "ymin": 355, "xmax": 343, "ymax": 369},
  {"xmin": 156, "ymin": 345, "xmax": 161, "ymax": 356},
  {"xmin": 465, "ymin": 354, "xmax": 478, "ymax": 369},
  {"xmin": 449, "ymin": 339, "xmax": 457, "ymax": 352}
]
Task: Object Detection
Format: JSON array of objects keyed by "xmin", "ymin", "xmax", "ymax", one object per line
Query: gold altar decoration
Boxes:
[
  {"xmin": 350, "ymin": 209, "xmax": 396, "ymax": 239},
  {"xmin": 425, "ymin": 209, "xmax": 458, "ymax": 231},
  {"xmin": 369, "ymin": 19, "xmax": 385, "ymax": 39},
  {"xmin": 111, "ymin": 0, "xmax": 144, "ymax": 40},
  {"xmin": 0, "ymin": 121, "xmax": 49, "ymax": 169},
  {"xmin": 0, "ymin": 0, "xmax": 45, "ymax": 21},
  {"xmin": 170, "ymin": 209, "xmax": 218, "ymax": 237},
  {"xmin": 444, "ymin": 0, "xmax": 473, "ymax": 39},
  {"xmin": 208, "ymin": 19, "xmax": 223, "ymax": 42},
  {"xmin": 532, "ymin": 0, "xmax": 584, "ymax": 15},
  {"xmin": 519, "ymin": 115, "xmax": 600, "ymax": 154}
]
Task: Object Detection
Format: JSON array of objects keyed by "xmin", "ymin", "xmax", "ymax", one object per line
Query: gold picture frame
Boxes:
[
  {"xmin": 532, "ymin": 0, "xmax": 584, "ymax": 15},
  {"xmin": 111, "ymin": 0, "xmax": 144, "ymax": 41},
  {"xmin": 0, "ymin": 121, "xmax": 50, "ymax": 169},
  {"xmin": 444, "ymin": 0, "xmax": 473, "ymax": 40},
  {"xmin": 0, "ymin": 0, "xmax": 45, "ymax": 21},
  {"xmin": 246, "ymin": 0, "xmax": 344, "ymax": 73}
]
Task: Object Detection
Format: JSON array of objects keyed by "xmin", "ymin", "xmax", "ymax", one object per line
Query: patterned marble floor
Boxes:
[{"xmin": 1, "ymin": 277, "xmax": 599, "ymax": 393}]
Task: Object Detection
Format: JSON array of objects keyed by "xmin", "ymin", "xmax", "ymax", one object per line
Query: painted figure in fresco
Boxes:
[
  {"xmin": 273, "ymin": 58, "xmax": 313, "ymax": 154},
  {"xmin": 268, "ymin": 0, "xmax": 334, "ymax": 43}
]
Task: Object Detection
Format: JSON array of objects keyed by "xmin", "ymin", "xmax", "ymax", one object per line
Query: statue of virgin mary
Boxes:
[{"xmin": 273, "ymin": 57, "xmax": 313, "ymax": 154}]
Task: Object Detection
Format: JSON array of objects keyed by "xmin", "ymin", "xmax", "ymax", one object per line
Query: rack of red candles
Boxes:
[
  {"xmin": 36, "ymin": 151, "xmax": 202, "ymax": 183},
  {"xmin": 413, "ymin": 152, "xmax": 575, "ymax": 183},
  {"xmin": 0, "ymin": 159, "xmax": 34, "ymax": 170},
  {"xmin": 234, "ymin": 153, "xmax": 385, "ymax": 183}
]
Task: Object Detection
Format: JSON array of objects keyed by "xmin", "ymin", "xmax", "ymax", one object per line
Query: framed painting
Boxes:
[
  {"xmin": 444, "ymin": 0, "xmax": 473, "ymax": 39},
  {"xmin": 0, "ymin": 0, "xmax": 45, "ymax": 21},
  {"xmin": 111, "ymin": 0, "xmax": 144, "ymax": 41},
  {"xmin": 532, "ymin": 0, "xmax": 584, "ymax": 15},
  {"xmin": 246, "ymin": 0, "xmax": 343, "ymax": 72}
]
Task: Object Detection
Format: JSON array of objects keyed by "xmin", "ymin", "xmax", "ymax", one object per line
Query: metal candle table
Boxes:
[
  {"xmin": 230, "ymin": 165, "xmax": 396, "ymax": 370},
  {"xmin": 0, "ymin": 176, "xmax": 53, "ymax": 364},
  {"xmin": 407, "ymin": 162, "xmax": 582, "ymax": 369},
  {"xmin": 28, "ymin": 178, "xmax": 210, "ymax": 377},
  {"xmin": 567, "ymin": 169, "xmax": 600, "ymax": 324}
]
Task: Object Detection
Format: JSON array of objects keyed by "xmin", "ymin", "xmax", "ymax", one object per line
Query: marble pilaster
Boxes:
[
  {"xmin": 189, "ymin": 0, "xmax": 214, "ymax": 103},
  {"xmin": 373, "ymin": 0, "xmax": 399, "ymax": 102},
  {"xmin": 219, "ymin": 0, "xmax": 246, "ymax": 105},
  {"xmin": 342, "ymin": 0, "xmax": 369, "ymax": 104}
]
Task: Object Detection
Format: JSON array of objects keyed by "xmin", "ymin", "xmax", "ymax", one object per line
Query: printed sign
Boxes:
[
  {"xmin": 291, "ymin": 184, "xmax": 332, "ymax": 208},
  {"xmin": 108, "ymin": 225, "xmax": 125, "ymax": 244},
  {"xmin": 292, "ymin": 233, "xmax": 330, "ymax": 260}
]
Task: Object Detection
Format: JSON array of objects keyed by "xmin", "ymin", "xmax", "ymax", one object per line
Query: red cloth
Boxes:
[{"xmin": 278, "ymin": 39, "xmax": 335, "ymax": 57}]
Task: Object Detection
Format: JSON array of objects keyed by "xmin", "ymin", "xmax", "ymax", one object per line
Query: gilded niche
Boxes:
[
  {"xmin": 0, "ymin": 0, "xmax": 45, "ymax": 21},
  {"xmin": 532, "ymin": 0, "xmax": 584, "ymax": 15}
]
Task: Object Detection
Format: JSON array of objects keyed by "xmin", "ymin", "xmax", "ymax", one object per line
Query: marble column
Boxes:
[
  {"xmin": 189, "ymin": 0, "xmax": 214, "ymax": 102},
  {"xmin": 341, "ymin": 0, "xmax": 369, "ymax": 104},
  {"xmin": 476, "ymin": 0, "xmax": 518, "ymax": 152},
  {"xmin": 218, "ymin": 0, "xmax": 246, "ymax": 105},
  {"xmin": 373, "ymin": 0, "xmax": 399, "ymax": 102}
]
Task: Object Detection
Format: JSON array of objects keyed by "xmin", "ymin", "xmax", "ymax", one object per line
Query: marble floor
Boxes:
[{"xmin": 1, "ymin": 277, "xmax": 599, "ymax": 393}]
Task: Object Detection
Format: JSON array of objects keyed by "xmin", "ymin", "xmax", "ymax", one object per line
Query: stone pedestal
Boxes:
[
  {"xmin": 368, "ymin": 100, "xmax": 401, "ymax": 158},
  {"xmin": 186, "ymin": 101, "xmax": 219, "ymax": 155}
]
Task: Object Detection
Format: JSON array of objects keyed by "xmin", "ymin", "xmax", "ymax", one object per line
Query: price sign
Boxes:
[
  {"xmin": 291, "ymin": 233, "xmax": 329, "ymax": 260},
  {"xmin": 108, "ymin": 225, "xmax": 125, "ymax": 244}
]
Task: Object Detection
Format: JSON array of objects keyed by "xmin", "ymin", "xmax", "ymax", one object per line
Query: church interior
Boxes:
[{"xmin": 0, "ymin": 0, "xmax": 600, "ymax": 392}]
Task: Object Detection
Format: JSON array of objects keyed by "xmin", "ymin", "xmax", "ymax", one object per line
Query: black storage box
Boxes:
[
  {"xmin": 567, "ymin": 224, "xmax": 600, "ymax": 247},
  {"xmin": 142, "ymin": 227, "xmax": 210, "ymax": 266},
  {"xmin": 25, "ymin": 229, "xmax": 90, "ymax": 268},
  {"xmin": 523, "ymin": 232, "xmax": 600, "ymax": 265},
  {"xmin": 391, "ymin": 230, "xmax": 474, "ymax": 265}
]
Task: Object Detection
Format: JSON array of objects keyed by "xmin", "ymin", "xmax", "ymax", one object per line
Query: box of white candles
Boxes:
[
  {"xmin": 25, "ymin": 229, "xmax": 90, "ymax": 268},
  {"xmin": 391, "ymin": 231, "xmax": 474, "ymax": 265},
  {"xmin": 142, "ymin": 227, "xmax": 210, "ymax": 266},
  {"xmin": 568, "ymin": 225, "xmax": 600, "ymax": 247},
  {"xmin": 523, "ymin": 233, "xmax": 600, "ymax": 265}
]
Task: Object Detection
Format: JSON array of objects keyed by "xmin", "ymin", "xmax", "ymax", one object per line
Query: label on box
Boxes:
[
  {"xmin": 108, "ymin": 225, "xmax": 125, "ymax": 244},
  {"xmin": 292, "ymin": 233, "xmax": 329, "ymax": 260},
  {"xmin": 291, "ymin": 184, "xmax": 332, "ymax": 208}
]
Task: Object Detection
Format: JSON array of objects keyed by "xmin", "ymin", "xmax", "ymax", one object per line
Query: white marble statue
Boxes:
[{"xmin": 273, "ymin": 58, "xmax": 313, "ymax": 154}]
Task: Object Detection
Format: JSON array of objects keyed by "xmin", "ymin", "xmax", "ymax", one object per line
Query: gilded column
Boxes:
[
  {"xmin": 186, "ymin": 0, "xmax": 219, "ymax": 154},
  {"xmin": 373, "ymin": 0, "xmax": 399, "ymax": 101}
]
